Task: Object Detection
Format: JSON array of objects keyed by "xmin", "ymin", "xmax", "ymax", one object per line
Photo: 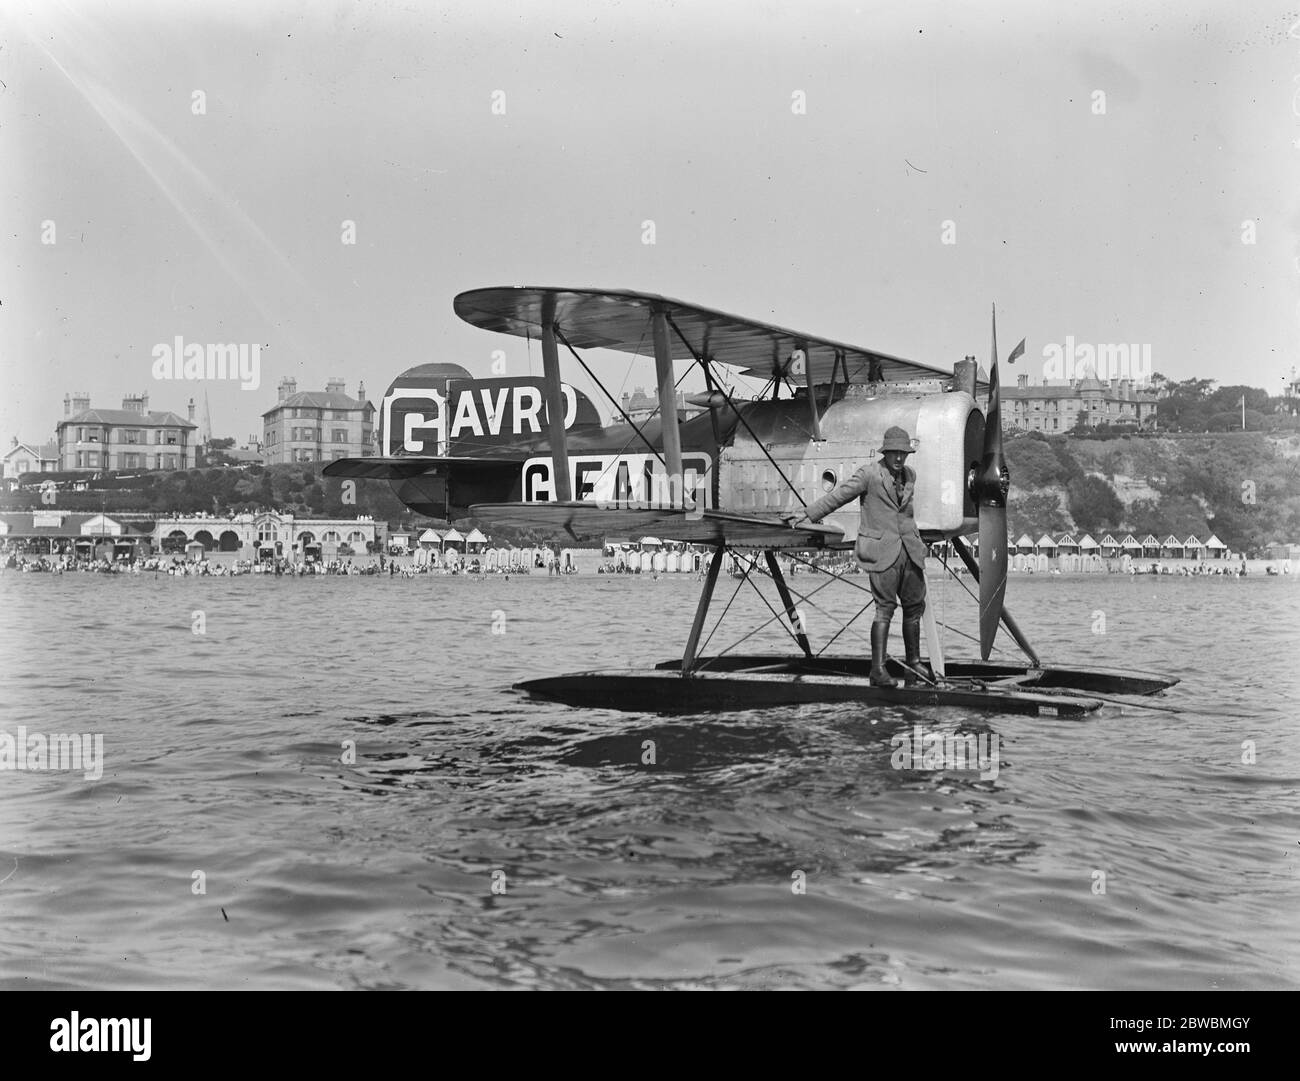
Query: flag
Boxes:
[{"xmin": 1007, "ymin": 338, "xmax": 1025, "ymax": 365}]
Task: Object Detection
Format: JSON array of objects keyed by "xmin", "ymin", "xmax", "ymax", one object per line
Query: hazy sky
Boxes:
[{"xmin": 3, "ymin": 0, "xmax": 1296, "ymax": 447}]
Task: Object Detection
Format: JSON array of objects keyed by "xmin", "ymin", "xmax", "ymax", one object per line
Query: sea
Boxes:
[{"xmin": 0, "ymin": 568, "xmax": 1296, "ymax": 991}]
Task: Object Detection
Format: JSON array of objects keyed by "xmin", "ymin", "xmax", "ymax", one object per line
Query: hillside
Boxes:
[{"xmin": 1003, "ymin": 431, "xmax": 1300, "ymax": 552}]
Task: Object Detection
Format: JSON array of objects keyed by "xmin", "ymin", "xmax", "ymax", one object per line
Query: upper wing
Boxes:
[
  {"xmin": 453, "ymin": 287, "xmax": 959, "ymax": 388},
  {"xmin": 469, "ymin": 502, "xmax": 847, "ymax": 549}
]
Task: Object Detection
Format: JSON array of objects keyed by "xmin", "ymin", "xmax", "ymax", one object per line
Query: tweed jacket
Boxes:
[{"xmin": 804, "ymin": 460, "xmax": 928, "ymax": 570}]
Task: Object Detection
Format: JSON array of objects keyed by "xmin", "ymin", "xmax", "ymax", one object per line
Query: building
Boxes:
[
  {"xmin": 262, "ymin": 378, "xmax": 375, "ymax": 464},
  {"xmin": 3, "ymin": 438, "xmax": 59, "ymax": 480},
  {"xmin": 0, "ymin": 511, "xmax": 155, "ymax": 556},
  {"xmin": 55, "ymin": 393, "xmax": 199, "ymax": 472},
  {"xmin": 1003, "ymin": 374, "xmax": 1159, "ymax": 433},
  {"xmin": 153, "ymin": 511, "xmax": 380, "ymax": 559}
]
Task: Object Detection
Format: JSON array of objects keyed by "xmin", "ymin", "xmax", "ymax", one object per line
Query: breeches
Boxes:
[{"xmin": 869, "ymin": 552, "xmax": 926, "ymax": 625}]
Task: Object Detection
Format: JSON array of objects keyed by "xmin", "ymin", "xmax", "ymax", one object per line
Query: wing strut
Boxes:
[
  {"xmin": 540, "ymin": 298, "xmax": 572, "ymax": 501},
  {"xmin": 683, "ymin": 542, "xmax": 725, "ymax": 676},
  {"xmin": 765, "ymin": 550, "xmax": 812, "ymax": 658},
  {"xmin": 651, "ymin": 306, "xmax": 686, "ymax": 505},
  {"xmin": 799, "ymin": 347, "xmax": 823, "ymax": 441}
]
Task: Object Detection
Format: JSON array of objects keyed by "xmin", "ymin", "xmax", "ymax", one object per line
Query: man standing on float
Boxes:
[{"xmin": 790, "ymin": 426, "xmax": 930, "ymax": 687}]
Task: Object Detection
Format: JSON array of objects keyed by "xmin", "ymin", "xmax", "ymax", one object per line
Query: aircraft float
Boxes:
[{"xmin": 325, "ymin": 287, "xmax": 1178, "ymax": 716}]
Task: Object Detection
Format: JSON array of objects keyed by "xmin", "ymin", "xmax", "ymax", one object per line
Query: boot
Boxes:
[
  {"xmin": 902, "ymin": 620, "xmax": 935, "ymax": 686},
  {"xmin": 870, "ymin": 623, "xmax": 897, "ymax": 687}
]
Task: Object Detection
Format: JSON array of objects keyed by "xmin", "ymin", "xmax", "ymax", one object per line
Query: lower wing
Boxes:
[{"xmin": 469, "ymin": 502, "xmax": 846, "ymax": 549}]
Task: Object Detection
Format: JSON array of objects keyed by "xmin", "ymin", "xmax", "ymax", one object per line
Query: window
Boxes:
[
  {"xmin": 126, "ymin": 430, "xmax": 139, "ymax": 444},
  {"xmin": 87, "ymin": 452, "xmax": 98, "ymax": 467},
  {"xmin": 333, "ymin": 429, "xmax": 347, "ymax": 443},
  {"xmin": 332, "ymin": 410, "xmax": 349, "ymax": 420},
  {"xmin": 125, "ymin": 454, "xmax": 139, "ymax": 469},
  {"xmin": 77, "ymin": 428, "xmax": 85, "ymax": 441}
]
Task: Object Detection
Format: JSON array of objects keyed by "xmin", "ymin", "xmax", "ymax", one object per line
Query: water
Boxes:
[{"xmin": 0, "ymin": 569, "xmax": 1296, "ymax": 989}]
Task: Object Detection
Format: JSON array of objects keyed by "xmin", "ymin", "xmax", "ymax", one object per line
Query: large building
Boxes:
[
  {"xmin": 56, "ymin": 393, "xmax": 199, "ymax": 472},
  {"xmin": 153, "ymin": 511, "xmax": 380, "ymax": 558},
  {"xmin": 262, "ymin": 378, "xmax": 376, "ymax": 464},
  {"xmin": 1003, "ymin": 374, "xmax": 1158, "ymax": 433}
]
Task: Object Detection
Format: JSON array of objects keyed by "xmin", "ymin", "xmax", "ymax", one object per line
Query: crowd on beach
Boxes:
[{"xmin": 1, "ymin": 551, "xmax": 564, "ymax": 577}]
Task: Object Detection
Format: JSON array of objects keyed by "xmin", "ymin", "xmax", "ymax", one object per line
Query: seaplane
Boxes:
[{"xmin": 325, "ymin": 287, "xmax": 1178, "ymax": 717}]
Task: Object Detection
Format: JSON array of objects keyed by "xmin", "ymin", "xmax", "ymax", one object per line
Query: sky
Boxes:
[{"xmin": 2, "ymin": 0, "xmax": 1297, "ymax": 448}]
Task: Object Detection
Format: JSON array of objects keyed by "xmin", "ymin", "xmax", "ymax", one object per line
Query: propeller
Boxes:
[{"xmin": 968, "ymin": 304, "xmax": 1011, "ymax": 660}]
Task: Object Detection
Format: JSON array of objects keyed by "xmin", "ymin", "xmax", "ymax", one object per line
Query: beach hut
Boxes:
[
  {"xmin": 1204, "ymin": 534, "xmax": 1228, "ymax": 559},
  {"xmin": 1141, "ymin": 534, "xmax": 1161, "ymax": 558},
  {"xmin": 1034, "ymin": 534, "xmax": 1058, "ymax": 557},
  {"xmin": 1015, "ymin": 533, "xmax": 1034, "ymax": 555},
  {"xmin": 442, "ymin": 527, "xmax": 464, "ymax": 551},
  {"xmin": 1056, "ymin": 533, "xmax": 1079, "ymax": 556},
  {"xmin": 1077, "ymin": 533, "xmax": 1098, "ymax": 554},
  {"xmin": 1160, "ymin": 534, "xmax": 1184, "ymax": 558},
  {"xmin": 1099, "ymin": 533, "xmax": 1121, "ymax": 558},
  {"xmin": 465, "ymin": 527, "xmax": 488, "ymax": 553},
  {"xmin": 418, "ymin": 528, "xmax": 441, "ymax": 549},
  {"xmin": 1183, "ymin": 534, "xmax": 1203, "ymax": 560},
  {"xmin": 1120, "ymin": 533, "xmax": 1142, "ymax": 556}
]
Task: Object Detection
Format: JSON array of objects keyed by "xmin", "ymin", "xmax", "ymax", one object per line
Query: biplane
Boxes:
[{"xmin": 325, "ymin": 287, "xmax": 1178, "ymax": 716}]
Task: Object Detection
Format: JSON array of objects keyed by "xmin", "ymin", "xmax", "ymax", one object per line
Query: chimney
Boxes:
[
  {"xmin": 142, "ymin": 392, "xmax": 149, "ymax": 415},
  {"xmin": 64, "ymin": 394, "xmax": 71, "ymax": 417},
  {"xmin": 10, "ymin": 436, "xmax": 16, "ymax": 448},
  {"xmin": 122, "ymin": 392, "xmax": 148, "ymax": 414},
  {"xmin": 357, "ymin": 380, "xmax": 365, "ymax": 401},
  {"xmin": 188, "ymin": 398, "xmax": 196, "ymax": 421},
  {"xmin": 1017, "ymin": 374, "xmax": 1028, "ymax": 389},
  {"xmin": 278, "ymin": 376, "xmax": 297, "ymax": 402},
  {"xmin": 72, "ymin": 393, "xmax": 90, "ymax": 414},
  {"xmin": 325, "ymin": 378, "xmax": 346, "ymax": 395}
]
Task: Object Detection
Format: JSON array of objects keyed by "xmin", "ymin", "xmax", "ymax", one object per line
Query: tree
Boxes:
[
  {"xmin": 1005, "ymin": 438, "xmax": 1067, "ymax": 487},
  {"xmin": 1067, "ymin": 475, "xmax": 1124, "ymax": 533},
  {"xmin": 1010, "ymin": 491, "xmax": 1068, "ymax": 537}
]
